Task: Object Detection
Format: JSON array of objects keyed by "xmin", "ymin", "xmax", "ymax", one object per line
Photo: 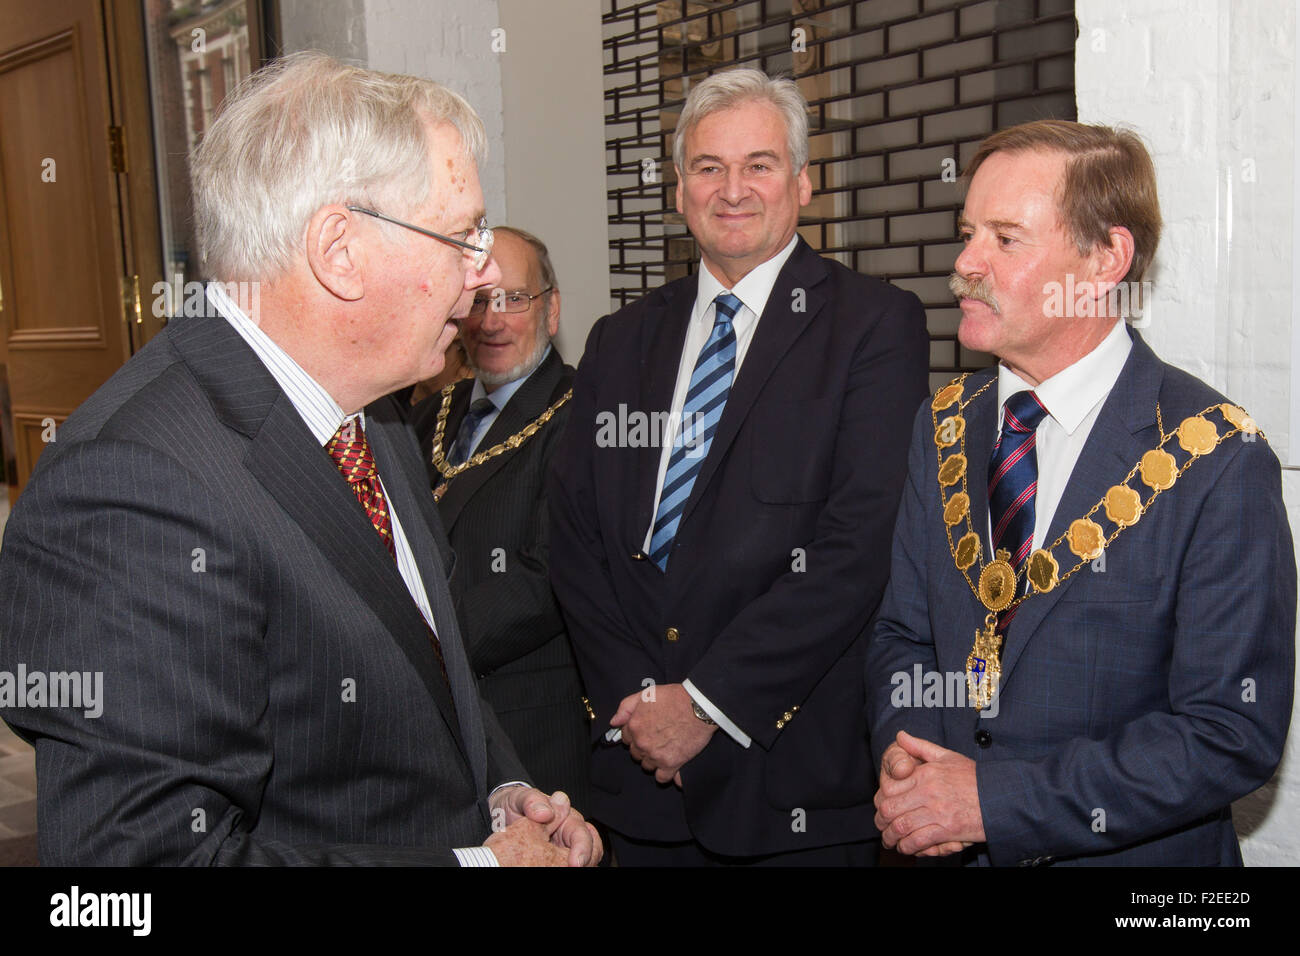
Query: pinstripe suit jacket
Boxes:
[
  {"xmin": 411, "ymin": 347, "xmax": 590, "ymax": 808},
  {"xmin": 0, "ymin": 313, "xmax": 526, "ymax": 865},
  {"xmin": 866, "ymin": 328, "xmax": 1296, "ymax": 865}
]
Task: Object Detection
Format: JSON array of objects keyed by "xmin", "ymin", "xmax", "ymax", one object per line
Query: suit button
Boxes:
[
  {"xmin": 665, "ymin": 627, "xmax": 679, "ymax": 642},
  {"xmin": 974, "ymin": 729, "xmax": 992, "ymax": 749}
]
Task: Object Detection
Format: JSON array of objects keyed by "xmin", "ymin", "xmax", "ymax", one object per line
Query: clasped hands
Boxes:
[
  {"xmin": 873, "ymin": 730, "xmax": 985, "ymax": 857},
  {"xmin": 611, "ymin": 682, "xmax": 717, "ymax": 787},
  {"xmin": 483, "ymin": 785, "xmax": 603, "ymax": 866}
]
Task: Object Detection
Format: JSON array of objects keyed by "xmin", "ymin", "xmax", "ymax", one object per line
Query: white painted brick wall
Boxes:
[{"xmin": 1078, "ymin": 0, "xmax": 1299, "ymax": 865}]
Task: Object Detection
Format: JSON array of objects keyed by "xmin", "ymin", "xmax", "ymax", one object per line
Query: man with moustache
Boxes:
[
  {"xmin": 550, "ymin": 68, "xmax": 929, "ymax": 864},
  {"xmin": 412, "ymin": 226, "xmax": 589, "ymax": 808},
  {"xmin": 867, "ymin": 120, "xmax": 1294, "ymax": 865},
  {"xmin": 0, "ymin": 53, "xmax": 600, "ymax": 866}
]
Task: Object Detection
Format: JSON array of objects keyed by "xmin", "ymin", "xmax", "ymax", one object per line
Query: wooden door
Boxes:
[{"xmin": 0, "ymin": 0, "xmax": 160, "ymax": 499}]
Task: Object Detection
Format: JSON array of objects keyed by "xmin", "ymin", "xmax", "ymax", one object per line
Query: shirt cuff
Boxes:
[
  {"xmin": 453, "ymin": 846, "xmax": 500, "ymax": 867},
  {"xmin": 683, "ymin": 679, "xmax": 751, "ymax": 748}
]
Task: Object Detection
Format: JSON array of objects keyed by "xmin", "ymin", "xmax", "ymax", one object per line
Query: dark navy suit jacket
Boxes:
[
  {"xmin": 867, "ymin": 328, "xmax": 1296, "ymax": 865},
  {"xmin": 549, "ymin": 238, "xmax": 930, "ymax": 856}
]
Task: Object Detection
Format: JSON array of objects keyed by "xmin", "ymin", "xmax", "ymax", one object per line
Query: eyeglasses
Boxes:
[
  {"xmin": 345, "ymin": 205, "xmax": 494, "ymax": 271},
  {"xmin": 468, "ymin": 286, "xmax": 554, "ymax": 315}
]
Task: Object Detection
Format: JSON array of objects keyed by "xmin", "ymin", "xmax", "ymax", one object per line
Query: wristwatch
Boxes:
[{"xmin": 690, "ymin": 700, "xmax": 716, "ymax": 725}]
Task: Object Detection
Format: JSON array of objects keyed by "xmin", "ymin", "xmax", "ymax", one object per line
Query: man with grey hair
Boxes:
[
  {"xmin": 550, "ymin": 67, "xmax": 929, "ymax": 864},
  {"xmin": 0, "ymin": 52, "xmax": 600, "ymax": 866},
  {"xmin": 411, "ymin": 225, "xmax": 589, "ymax": 809}
]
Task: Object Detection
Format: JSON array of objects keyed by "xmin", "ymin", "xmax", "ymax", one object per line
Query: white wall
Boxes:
[{"xmin": 1077, "ymin": 0, "xmax": 1299, "ymax": 866}]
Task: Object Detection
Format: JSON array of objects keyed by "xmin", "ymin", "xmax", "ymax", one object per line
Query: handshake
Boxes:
[{"xmin": 872, "ymin": 730, "xmax": 985, "ymax": 857}]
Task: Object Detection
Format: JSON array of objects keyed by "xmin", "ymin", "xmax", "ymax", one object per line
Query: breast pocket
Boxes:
[{"xmin": 750, "ymin": 397, "xmax": 838, "ymax": 504}]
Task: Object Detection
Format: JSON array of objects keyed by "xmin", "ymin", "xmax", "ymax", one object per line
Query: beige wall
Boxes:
[{"xmin": 498, "ymin": 0, "xmax": 610, "ymax": 363}]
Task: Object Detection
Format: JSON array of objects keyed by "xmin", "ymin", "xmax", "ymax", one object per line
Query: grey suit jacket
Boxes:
[
  {"xmin": 0, "ymin": 313, "xmax": 526, "ymax": 865},
  {"xmin": 867, "ymin": 328, "xmax": 1296, "ymax": 865}
]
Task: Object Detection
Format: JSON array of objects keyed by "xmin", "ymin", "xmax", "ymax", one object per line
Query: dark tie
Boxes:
[
  {"xmin": 988, "ymin": 390, "xmax": 1049, "ymax": 625},
  {"xmin": 327, "ymin": 419, "xmax": 395, "ymax": 557},
  {"xmin": 449, "ymin": 397, "xmax": 495, "ymax": 465},
  {"xmin": 649, "ymin": 292, "xmax": 741, "ymax": 570}
]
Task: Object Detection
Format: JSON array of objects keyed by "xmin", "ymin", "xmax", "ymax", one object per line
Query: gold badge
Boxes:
[
  {"xmin": 1103, "ymin": 485, "xmax": 1143, "ymax": 528},
  {"xmin": 966, "ymin": 616, "xmax": 1001, "ymax": 711},
  {"xmin": 955, "ymin": 531, "xmax": 981, "ymax": 570},
  {"xmin": 934, "ymin": 414, "xmax": 966, "ymax": 448},
  {"xmin": 1026, "ymin": 548, "xmax": 1059, "ymax": 593},
  {"xmin": 938, "ymin": 453, "xmax": 967, "ymax": 487},
  {"xmin": 943, "ymin": 491, "xmax": 970, "ymax": 526},
  {"xmin": 433, "ymin": 482, "xmax": 448, "ymax": 502},
  {"xmin": 932, "ymin": 383, "xmax": 963, "ymax": 412},
  {"xmin": 1220, "ymin": 403, "xmax": 1258, "ymax": 436},
  {"xmin": 977, "ymin": 553, "xmax": 1016, "ymax": 612},
  {"xmin": 1177, "ymin": 415, "xmax": 1218, "ymax": 456},
  {"xmin": 1139, "ymin": 449, "xmax": 1177, "ymax": 491},
  {"xmin": 1067, "ymin": 518, "xmax": 1105, "ymax": 561}
]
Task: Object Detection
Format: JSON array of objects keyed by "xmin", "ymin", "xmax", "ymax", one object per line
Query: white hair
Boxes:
[
  {"xmin": 673, "ymin": 68, "xmax": 810, "ymax": 173},
  {"xmin": 192, "ymin": 51, "xmax": 486, "ymax": 282}
]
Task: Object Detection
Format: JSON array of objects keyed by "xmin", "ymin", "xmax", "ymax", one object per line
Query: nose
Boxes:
[
  {"xmin": 466, "ymin": 252, "xmax": 502, "ymax": 290},
  {"xmin": 719, "ymin": 165, "xmax": 748, "ymax": 205},
  {"xmin": 954, "ymin": 232, "xmax": 986, "ymax": 279}
]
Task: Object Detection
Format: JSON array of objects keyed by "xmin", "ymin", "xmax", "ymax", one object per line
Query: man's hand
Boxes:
[
  {"xmin": 488, "ymin": 785, "xmax": 603, "ymax": 866},
  {"xmin": 610, "ymin": 683, "xmax": 716, "ymax": 784},
  {"xmin": 484, "ymin": 818, "xmax": 570, "ymax": 866},
  {"xmin": 874, "ymin": 730, "xmax": 982, "ymax": 856}
]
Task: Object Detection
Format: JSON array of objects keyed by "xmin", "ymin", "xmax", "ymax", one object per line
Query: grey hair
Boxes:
[
  {"xmin": 493, "ymin": 226, "xmax": 558, "ymax": 294},
  {"xmin": 672, "ymin": 68, "xmax": 809, "ymax": 173},
  {"xmin": 193, "ymin": 51, "xmax": 487, "ymax": 282}
]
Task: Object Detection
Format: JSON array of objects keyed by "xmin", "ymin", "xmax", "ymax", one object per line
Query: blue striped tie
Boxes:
[
  {"xmin": 988, "ymin": 390, "xmax": 1049, "ymax": 629},
  {"xmin": 649, "ymin": 293, "xmax": 741, "ymax": 570}
]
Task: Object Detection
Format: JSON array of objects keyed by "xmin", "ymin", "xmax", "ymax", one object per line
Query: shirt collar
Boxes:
[
  {"xmin": 996, "ymin": 319, "xmax": 1133, "ymax": 434},
  {"xmin": 207, "ymin": 281, "xmax": 358, "ymax": 445},
  {"xmin": 694, "ymin": 232, "xmax": 800, "ymax": 325}
]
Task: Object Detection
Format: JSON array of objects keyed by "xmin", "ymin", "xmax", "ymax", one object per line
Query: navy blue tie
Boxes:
[
  {"xmin": 988, "ymin": 390, "xmax": 1049, "ymax": 573},
  {"xmin": 449, "ymin": 397, "xmax": 494, "ymax": 465},
  {"xmin": 649, "ymin": 293, "xmax": 741, "ymax": 570}
]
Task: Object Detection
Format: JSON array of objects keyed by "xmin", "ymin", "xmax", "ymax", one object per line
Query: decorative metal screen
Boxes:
[{"xmin": 603, "ymin": 0, "xmax": 1076, "ymax": 384}]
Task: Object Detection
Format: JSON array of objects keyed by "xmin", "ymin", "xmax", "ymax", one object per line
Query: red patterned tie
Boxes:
[
  {"xmin": 327, "ymin": 418, "xmax": 450, "ymax": 686},
  {"xmin": 327, "ymin": 419, "xmax": 395, "ymax": 557}
]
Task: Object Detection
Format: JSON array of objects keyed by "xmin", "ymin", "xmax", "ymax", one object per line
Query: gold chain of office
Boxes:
[
  {"xmin": 429, "ymin": 383, "xmax": 573, "ymax": 501},
  {"xmin": 931, "ymin": 373, "xmax": 1265, "ymax": 709}
]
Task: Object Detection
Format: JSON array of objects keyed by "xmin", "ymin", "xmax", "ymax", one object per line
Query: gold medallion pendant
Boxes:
[
  {"xmin": 938, "ymin": 453, "xmax": 967, "ymax": 487},
  {"xmin": 1220, "ymin": 403, "xmax": 1258, "ymax": 435},
  {"xmin": 1139, "ymin": 448, "xmax": 1177, "ymax": 491},
  {"xmin": 932, "ymin": 383, "xmax": 963, "ymax": 412},
  {"xmin": 977, "ymin": 551, "xmax": 1016, "ymax": 612},
  {"xmin": 433, "ymin": 482, "xmax": 449, "ymax": 502},
  {"xmin": 943, "ymin": 491, "xmax": 970, "ymax": 526},
  {"xmin": 1103, "ymin": 485, "xmax": 1143, "ymax": 528},
  {"xmin": 1026, "ymin": 548, "xmax": 1059, "ymax": 593},
  {"xmin": 934, "ymin": 414, "xmax": 966, "ymax": 448},
  {"xmin": 966, "ymin": 613, "xmax": 1001, "ymax": 710},
  {"xmin": 955, "ymin": 531, "xmax": 981, "ymax": 570},
  {"xmin": 1067, "ymin": 518, "xmax": 1105, "ymax": 561},
  {"xmin": 1177, "ymin": 415, "xmax": 1218, "ymax": 456}
]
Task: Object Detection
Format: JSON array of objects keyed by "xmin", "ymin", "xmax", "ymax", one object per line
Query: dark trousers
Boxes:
[{"xmin": 610, "ymin": 830, "xmax": 877, "ymax": 867}]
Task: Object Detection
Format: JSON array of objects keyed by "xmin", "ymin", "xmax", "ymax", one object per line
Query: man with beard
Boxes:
[{"xmin": 413, "ymin": 226, "xmax": 589, "ymax": 809}]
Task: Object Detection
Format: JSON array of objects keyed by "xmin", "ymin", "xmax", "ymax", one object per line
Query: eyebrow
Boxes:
[
  {"xmin": 688, "ymin": 149, "xmax": 782, "ymax": 167},
  {"xmin": 957, "ymin": 215, "xmax": 1027, "ymax": 232}
]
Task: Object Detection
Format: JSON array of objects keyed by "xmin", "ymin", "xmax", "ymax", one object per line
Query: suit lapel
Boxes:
[
  {"xmin": 678, "ymin": 239, "xmax": 824, "ymax": 528},
  {"xmin": 635, "ymin": 278, "xmax": 697, "ymax": 545},
  {"xmin": 997, "ymin": 329, "xmax": 1164, "ymax": 685},
  {"xmin": 368, "ymin": 404, "xmax": 485, "ymax": 791},
  {"xmin": 439, "ymin": 349, "xmax": 565, "ymax": 529},
  {"xmin": 168, "ymin": 314, "xmax": 478, "ymax": 785}
]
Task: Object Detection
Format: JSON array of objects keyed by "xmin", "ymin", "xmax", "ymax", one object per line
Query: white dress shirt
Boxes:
[
  {"xmin": 641, "ymin": 233, "xmax": 800, "ymax": 749},
  {"xmin": 992, "ymin": 318, "xmax": 1133, "ymax": 553},
  {"xmin": 207, "ymin": 282, "xmax": 501, "ymax": 866}
]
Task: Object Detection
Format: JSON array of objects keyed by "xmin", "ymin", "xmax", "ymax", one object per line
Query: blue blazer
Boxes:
[
  {"xmin": 867, "ymin": 327, "xmax": 1296, "ymax": 865},
  {"xmin": 550, "ymin": 238, "xmax": 930, "ymax": 856}
]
